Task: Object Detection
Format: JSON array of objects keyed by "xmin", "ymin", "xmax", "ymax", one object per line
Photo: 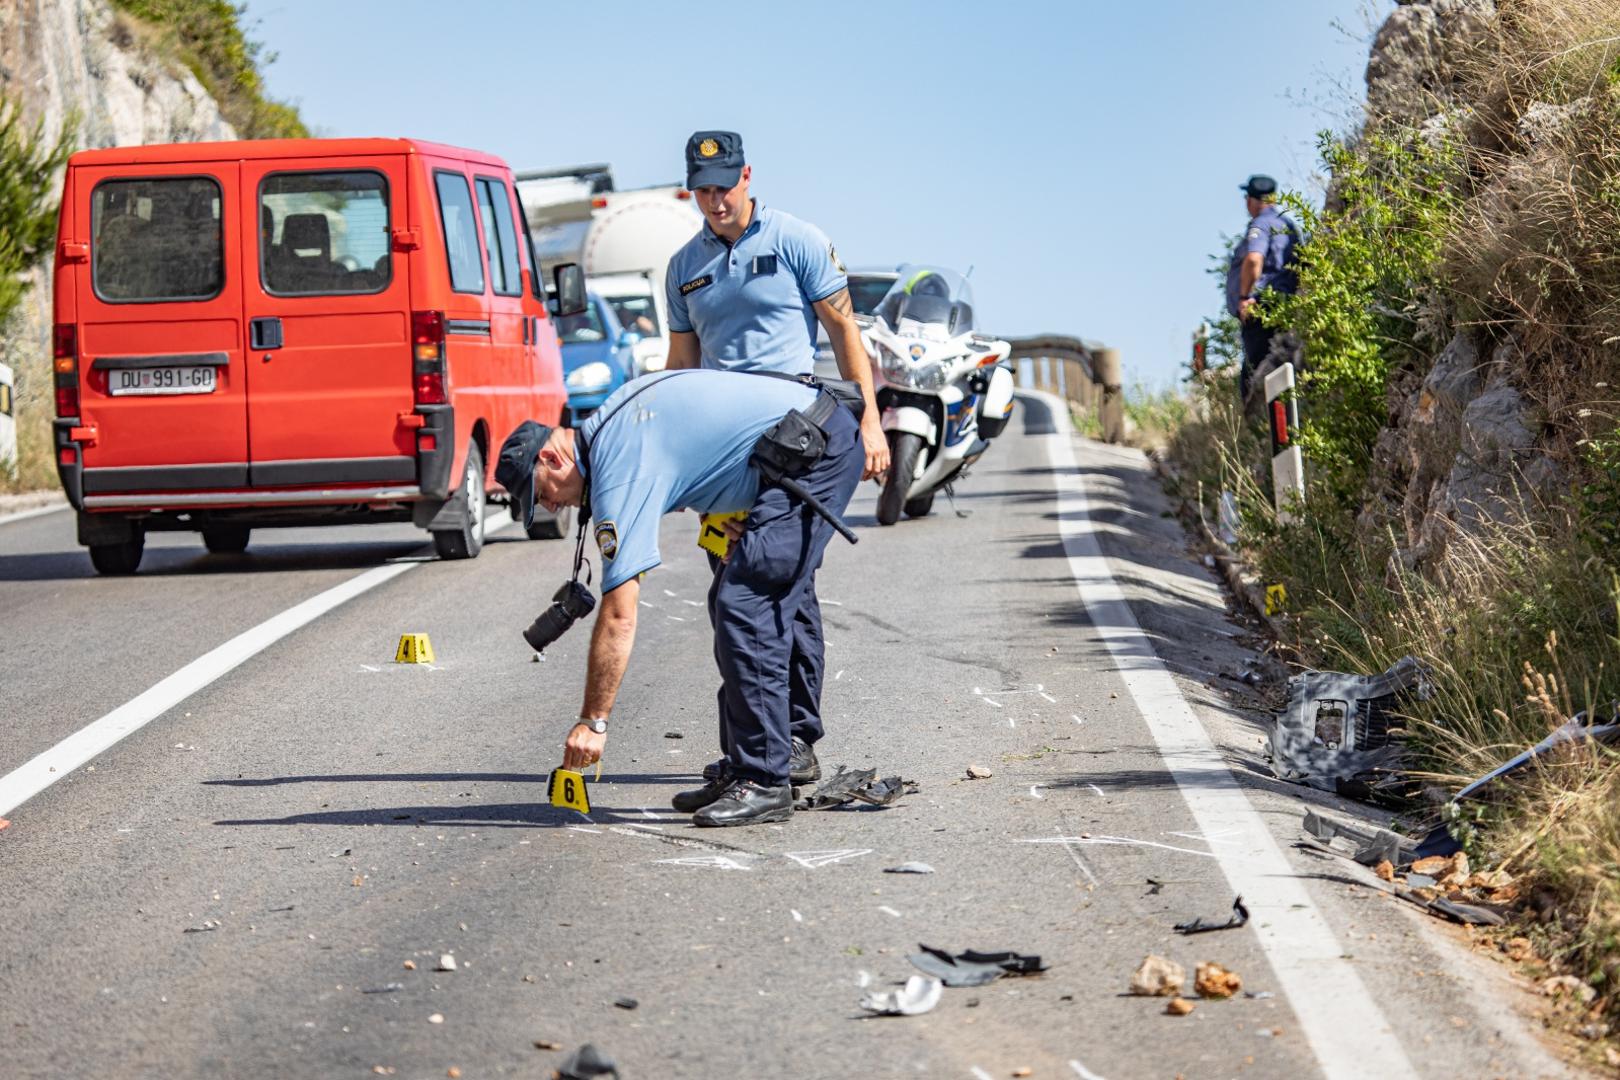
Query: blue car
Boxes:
[{"xmin": 558, "ymin": 292, "xmax": 639, "ymax": 426}]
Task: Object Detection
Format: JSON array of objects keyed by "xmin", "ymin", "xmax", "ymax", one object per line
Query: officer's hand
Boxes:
[
  {"xmin": 564, "ymin": 724, "xmax": 607, "ymax": 771},
  {"xmin": 718, "ymin": 513, "xmax": 747, "ymax": 563},
  {"xmin": 860, "ymin": 414, "xmax": 890, "ymax": 481},
  {"xmin": 1238, "ymin": 297, "xmax": 1257, "ymax": 322}
]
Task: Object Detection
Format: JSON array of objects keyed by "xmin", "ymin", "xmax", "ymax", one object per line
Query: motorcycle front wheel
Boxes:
[{"xmin": 877, "ymin": 432, "xmax": 924, "ymax": 526}]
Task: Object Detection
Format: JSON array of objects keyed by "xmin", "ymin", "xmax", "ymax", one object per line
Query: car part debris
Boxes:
[
  {"xmin": 435, "ymin": 954, "xmax": 457, "ymax": 972},
  {"xmin": 183, "ymin": 921, "xmax": 219, "ymax": 934},
  {"xmin": 555, "ymin": 1043, "xmax": 620, "ymax": 1079},
  {"xmin": 1128, "ymin": 954, "xmax": 1184, "ymax": 997},
  {"xmin": 362, "ymin": 983, "xmax": 404, "ymax": 994},
  {"xmin": 1174, "ymin": 896, "xmax": 1250, "ymax": 935},
  {"xmin": 1268, "ymin": 656, "xmax": 1430, "ymax": 798},
  {"xmin": 1195, "ymin": 961, "xmax": 1242, "ymax": 998},
  {"xmin": 908, "ymin": 945, "xmax": 1047, "ymax": 987},
  {"xmin": 860, "ymin": 975, "xmax": 943, "ymax": 1016},
  {"xmin": 1244, "ymin": 990, "xmax": 1276, "ymax": 1000},
  {"xmin": 884, "ymin": 862, "xmax": 935, "ymax": 875},
  {"xmin": 1300, "ymin": 808, "xmax": 1414, "ymax": 867},
  {"xmin": 1165, "ymin": 996, "xmax": 1196, "ymax": 1016},
  {"xmin": 796, "ymin": 766, "xmax": 915, "ymax": 810},
  {"xmin": 612, "ymin": 996, "xmax": 637, "ymax": 1010}
]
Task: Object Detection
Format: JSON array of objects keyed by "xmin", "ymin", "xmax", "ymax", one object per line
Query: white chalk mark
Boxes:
[
  {"xmin": 822, "ymin": 599, "xmax": 843, "ymax": 606},
  {"xmin": 1007, "ymin": 716, "xmax": 1016, "ymax": 728},
  {"xmin": 1032, "ymin": 388, "xmax": 1413, "ymax": 1080},
  {"xmin": 856, "ymin": 970, "xmax": 872, "ymax": 988},
  {"xmin": 1087, "ymin": 784, "xmax": 1106, "ymax": 798},
  {"xmin": 1040, "ymin": 691, "xmax": 1057, "ymax": 703},
  {"xmin": 640, "ymin": 807, "xmax": 657, "ymax": 820},
  {"xmin": 655, "ymin": 855, "xmax": 751, "ymax": 872},
  {"xmin": 783, "ymin": 849, "xmax": 871, "ymax": 869},
  {"xmin": 565, "ymin": 826, "xmax": 602, "ymax": 835},
  {"xmin": 639, "ymin": 601, "xmax": 654, "ymax": 608},
  {"xmin": 971, "ymin": 1068, "xmax": 995, "ymax": 1080},
  {"xmin": 981, "ymin": 697, "xmax": 1003, "ymax": 709},
  {"xmin": 1019, "ymin": 835, "xmax": 1231, "ymax": 861},
  {"xmin": 1055, "ymin": 839, "xmax": 1100, "ymax": 887},
  {"xmin": 1069, "ymin": 1059, "xmax": 1109, "ymax": 1080},
  {"xmin": 683, "ymin": 599, "xmax": 703, "ymax": 607},
  {"xmin": 791, "ymin": 909, "xmax": 803, "ymax": 923},
  {"xmin": 834, "ymin": 670, "xmax": 845, "ymax": 681},
  {"xmin": 972, "ymin": 686, "xmax": 982, "ymax": 695},
  {"xmin": 1072, "ymin": 714, "xmax": 1084, "ymax": 724},
  {"xmin": 662, "ymin": 589, "xmax": 678, "ymax": 597},
  {"xmin": 1167, "ymin": 829, "xmax": 1244, "ymax": 848},
  {"xmin": 1029, "ymin": 785, "xmax": 1044, "ymax": 800},
  {"xmin": 359, "ymin": 664, "xmax": 381, "ymax": 672},
  {"xmin": 668, "ymin": 615, "xmax": 689, "ymax": 622},
  {"xmin": 877, "ymin": 905, "xmax": 901, "ymax": 918}
]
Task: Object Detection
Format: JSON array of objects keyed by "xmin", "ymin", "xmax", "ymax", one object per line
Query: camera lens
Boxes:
[{"xmin": 521, "ymin": 581, "xmax": 598, "ymax": 653}]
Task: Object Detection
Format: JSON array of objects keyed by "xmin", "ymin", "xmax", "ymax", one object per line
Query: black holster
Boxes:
[{"xmin": 750, "ymin": 391, "xmax": 858, "ymax": 545}]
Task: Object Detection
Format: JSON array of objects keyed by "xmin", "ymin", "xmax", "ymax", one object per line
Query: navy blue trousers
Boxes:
[{"xmin": 706, "ymin": 405, "xmax": 863, "ymax": 786}]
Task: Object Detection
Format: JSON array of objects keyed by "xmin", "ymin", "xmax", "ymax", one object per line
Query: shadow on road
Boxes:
[{"xmin": 0, "ymin": 540, "xmax": 428, "ymax": 582}]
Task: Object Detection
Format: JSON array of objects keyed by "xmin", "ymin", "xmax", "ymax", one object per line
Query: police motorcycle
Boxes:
[{"xmin": 860, "ymin": 267, "xmax": 1014, "ymax": 525}]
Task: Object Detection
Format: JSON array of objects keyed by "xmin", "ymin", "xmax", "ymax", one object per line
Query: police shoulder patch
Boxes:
[
  {"xmin": 1247, "ymin": 228, "xmax": 1262, "ymax": 241},
  {"xmin": 827, "ymin": 242, "xmax": 846, "ymax": 273},
  {"xmin": 595, "ymin": 521, "xmax": 618, "ymax": 560},
  {"xmin": 679, "ymin": 274, "xmax": 713, "ymax": 296}
]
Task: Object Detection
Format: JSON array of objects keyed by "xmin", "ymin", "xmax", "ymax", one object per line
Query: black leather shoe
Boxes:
[
  {"xmin": 692, "ymin": 779, "xmax": 793, "ymax": 827},
  {"xmin": 790, "ymin": 737, "xmax": 821, "ymax": 785},
  {"xmin": 703, "ymin": 738, "xmax": 821, "ymax": 785},
  {"xmin": 671, "ymin": 775, "xmax": 730, "ymax": 813}
]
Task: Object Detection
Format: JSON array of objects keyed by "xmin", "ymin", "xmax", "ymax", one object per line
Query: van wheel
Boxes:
[
  {"xmin": 528, "ymin": 504, "xmax": 575, "ymax": 540},
  {"xmin": 202, "ymin": 525, "xmax": 251, "ymax": 554},
  {"xmin": 432, "ymin": 441, "xmax": 487, "ymax": 560},
  {"xmin": 876, "ymin": 432, "xmax": 923, "ymax": 526},
  {"xmin": 903, "ymin": 492, "xmax": 935, "ymax": 519},
  {"xmin": 89, "ymin": 531, "xmax": 145, "ymax": 576}
]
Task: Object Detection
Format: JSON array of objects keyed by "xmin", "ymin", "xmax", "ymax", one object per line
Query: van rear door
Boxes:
[
  {"xmin": 240, "ymin": 158, "xmax": 414, "ymax": 488},
  {"xmin": 75, "ymin": 164, "xmax": 248, "ymax": 492}
]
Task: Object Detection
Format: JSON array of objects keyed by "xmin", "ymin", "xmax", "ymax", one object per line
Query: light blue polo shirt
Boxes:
[
  {"xmin": 577, "ymin": 369, "xmax": 818, "ymax": 593},
  {"xmin": 664, "ymin": 201, "xmax": 846, "ymax": 375}
]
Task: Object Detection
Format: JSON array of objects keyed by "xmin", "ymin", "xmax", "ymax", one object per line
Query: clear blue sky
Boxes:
[{"xmin": 251, "ymin": 0, "xmax": 1390, "ymax": 388}]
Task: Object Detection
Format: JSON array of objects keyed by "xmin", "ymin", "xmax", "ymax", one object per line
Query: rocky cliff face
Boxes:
[
  {"xmin": 0, "ymin": 0, "xmax": 234, "ymax": 413},
  {"xmin": 1356, "ymin": 0, "xmax": 1566, "ymax": 578}
]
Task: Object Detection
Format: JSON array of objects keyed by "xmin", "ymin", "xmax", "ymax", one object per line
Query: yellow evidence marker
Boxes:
[
  {"xmin": 548, "ymin": 768, "xmax": 591, "ymax": 814},
  {"xmin": 1264, "ymin": 583, "xmax": 1288, "ymax": 617},
  {"xmin": 395, "ymin": 633, "xmax": 435, "ymax": 664},
  {"xmin": 698, "ymin": 511, "xmax": 746, "ymax": 559}
]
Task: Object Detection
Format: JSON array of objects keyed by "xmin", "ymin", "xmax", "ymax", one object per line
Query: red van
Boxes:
[{"xmin": 50, "ymin": 138, "xmax": 584, "ymax": 574}]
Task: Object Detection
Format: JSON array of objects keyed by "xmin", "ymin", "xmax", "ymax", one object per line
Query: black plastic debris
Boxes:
[
  {"xmin": 1396, "ymin": 888, "xmax": 1507, "ymax": 927},
  {"xmin": 908, "ymin": 945, "xmax": 1048, "ymax": 987},
  {"xmin": 1300, "ymin": 808, "xmax": 1413, "ymax": 867},
  {"xmin": 1174, "ymin": 896, "xmax": 1250, "ymax": 935},
  {"xmin": 797, "ymin": 766, "xmax": 916, "ymax": 811},
  {"xmin": 1268, "ymin": 657, "xmax": 1431, "ymax": 800},
  {"xmin": 1414, "ymin": 702, "xmax": 1620, "ymax": 860},
  {"xmin": 612, "ymin": 996, "xmax": 638, "ymax": 1010},
  {"xmin": 884, "ymin": 862, "xmax": 935, "ymax": 875},
  {"xmin": 663, "ymin": 731, "xmax": 683, "ymax": 739},
  {"xmin": 556, "ymin": 1043, "xmax": 620, "ymax": 1080}
]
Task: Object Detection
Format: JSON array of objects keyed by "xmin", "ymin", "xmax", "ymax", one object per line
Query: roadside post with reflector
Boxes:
[
  {"xmin": 0, "ymin": 361, "xmax": 15, "ymax": 477},
  {"xmin": 1264, "ymin": 362, "xmax": 1304, "ymax": 524}
]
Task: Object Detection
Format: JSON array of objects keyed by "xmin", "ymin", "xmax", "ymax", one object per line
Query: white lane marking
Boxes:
[
  {"xmin": 1069, "ymin": 1060, "xmax": 1109, "ymax": 1080},
  {"xmin": 0, "ymin": 511, "xmax": 515, "ymax": 818},
  {"xmin": 1030, "ymin": 390, "xmax": 1414, "ymax": 1079},
  {"xmin": 0, "ymin": 501, "xmax": 69, "ymax": 527}
]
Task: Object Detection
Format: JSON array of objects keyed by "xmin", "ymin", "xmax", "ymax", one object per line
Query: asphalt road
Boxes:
[{"xmin": 0, "ymin": 396, "xmax": 1573, "ymax": 1080}]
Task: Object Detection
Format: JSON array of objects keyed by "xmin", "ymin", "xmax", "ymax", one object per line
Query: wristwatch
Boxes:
[{"xmin": 576, "ymin": 717, "xmax": 607, "ymax": 734}]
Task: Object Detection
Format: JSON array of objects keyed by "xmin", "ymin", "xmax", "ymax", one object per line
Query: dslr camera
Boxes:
[{"xmin": 523, "ymin": 579, "xmax": 597, "ymax": 653}]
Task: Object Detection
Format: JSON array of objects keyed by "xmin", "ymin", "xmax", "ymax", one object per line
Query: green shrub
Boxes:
[{"xmin": 0, "ymin": 97, "xmax": 73, "ymax": 329}]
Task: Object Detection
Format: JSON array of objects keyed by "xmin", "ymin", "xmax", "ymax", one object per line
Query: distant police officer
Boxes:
[
  {"xmin": 662, "ymin": 130, "xmax": 887, "ymax": 797},
  {"xmin": 1227, "ymin": 175, "xmax": 1300, "ymax": 403},
  {"xmin": 497, "ymin": 369, "xmax": 864, "ymax": 827}
]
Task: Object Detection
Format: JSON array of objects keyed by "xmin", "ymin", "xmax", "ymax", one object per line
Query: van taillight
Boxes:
[
  {"xmin": 53, "ymin": 323, "xmax": 79, "ymax": 418},
  {"xmin": 674, "ymin": 189, "xmax": 691, "ymax": 200},
  {"xmin": 591, "ymin": 197, "xmax": 608, "ymax": 209},
  {"xmin": 411, "ymin": 310, "xmax": 448, "ymax": 405}
]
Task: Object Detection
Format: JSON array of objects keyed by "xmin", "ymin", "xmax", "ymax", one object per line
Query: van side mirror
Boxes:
[{"xmin": 548, "ymin": 263, "xmax": 587, "ymax": 318}]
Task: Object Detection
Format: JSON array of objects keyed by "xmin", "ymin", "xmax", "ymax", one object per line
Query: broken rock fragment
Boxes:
[
  {"xmin": 435, "ymin": 954, "xmax": 457, "ymax": 972},
  {"xmin": 1195, "ymin": 961, "xmax": 1242, "ymax": 998},
  {"xmin": 1165, "ymin": 997, "xmax": 1195, "ymax": 1016},
  {"xmin": 965, "ymin": 764, "xmax": 993, "ymax": 780},
  {"xmin": 1129, "ymin": 954, "xmax": 1185, "ymax": 997}
]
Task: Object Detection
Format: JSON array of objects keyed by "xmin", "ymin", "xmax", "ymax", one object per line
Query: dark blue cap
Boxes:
[
  {"xmin": 495, "ymin": 420, "xmax": 553, "ymax": 530},
  {"xmin": 1241, "ymin": 174, "xmax": 1279, "ymax": 198},
  {"xmin": 686, "ymin": 130, "xmax": 744, "ymax": 191}
]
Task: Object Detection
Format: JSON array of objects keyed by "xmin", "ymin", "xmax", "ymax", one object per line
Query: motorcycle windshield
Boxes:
[{"xmin": 878, "ymin": 266, "xmax": 975, "ymax": 338}]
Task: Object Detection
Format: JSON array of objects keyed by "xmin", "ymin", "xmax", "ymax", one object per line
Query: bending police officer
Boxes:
[
  {"xmin": 661, "ymin": 130, "xmax": 887, "ymax": 801},
  {"xmin": 496, "ymin": 369, "xmax": 864, "ymax": 827}
]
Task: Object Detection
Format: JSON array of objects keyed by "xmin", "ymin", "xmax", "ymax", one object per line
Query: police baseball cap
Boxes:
[
  {"xmin": 686, "ymin": 130, "xmax": 744, "ymax": 191},
  {"xmin": 1241, "ymin": 174, "xmax": 1279, "ymax": 198},
  {"xmin": 495, "ymin": 420, "xmax": 553, "ymax": 530}
]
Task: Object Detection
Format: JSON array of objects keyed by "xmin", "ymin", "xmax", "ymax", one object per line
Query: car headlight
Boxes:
[{"xmin": 566, "ymin": 362, "xmax": 614, "ymax": 392}]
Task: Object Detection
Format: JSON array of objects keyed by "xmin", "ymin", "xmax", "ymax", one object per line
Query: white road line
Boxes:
[
  {"xmin": 1069, "ymin": 1060, "xmax": 1108, "ymax": 1080},
  {"xmin": 1030, "ymin": 390, "xmax": 1415, "ymax": 1080},
  {"xmin": 0, "ymin": 511, "xmax": 514, "ymax": 819},
  {"xmin": 0, "ymin": 501, "xmax": 69, "ymax": 527}
]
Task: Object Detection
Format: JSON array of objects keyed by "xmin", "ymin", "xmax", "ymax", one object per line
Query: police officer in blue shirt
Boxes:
[
  {"xmin": 662, "ymin": 130, "xmax": 887, "ymax": 801},
  {"xmin": 497, "ymin": 368, "xmax": 864, "ymax": 826},
  {"xmin": 1226, "ymin": 175, "xmax": 1300, "ymax": 403}
]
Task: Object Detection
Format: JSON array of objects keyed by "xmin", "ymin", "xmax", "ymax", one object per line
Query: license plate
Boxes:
[{"xmin": 108, "ymin": 366, "xmax": 216, "ymax": 396}]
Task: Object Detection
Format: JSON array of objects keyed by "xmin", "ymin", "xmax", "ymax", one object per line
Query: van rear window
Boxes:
[
  {"xmin": 91, "ymin": 177, "xmax": 223, "ymax": 303},
  {"xmin": 260, "ymin": 171, "xmax": 391, "ymax": 296},
  {"xmin": 435, "ymin": 172, "xmax": 484, "ymax": 295}
]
